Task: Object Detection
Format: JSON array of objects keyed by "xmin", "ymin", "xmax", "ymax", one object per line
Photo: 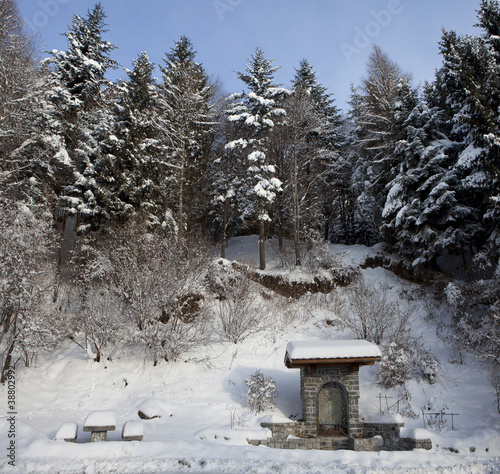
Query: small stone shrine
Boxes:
[{"xmin": 251, "ymin": 340, "xmax": 432, "ymax": 451}]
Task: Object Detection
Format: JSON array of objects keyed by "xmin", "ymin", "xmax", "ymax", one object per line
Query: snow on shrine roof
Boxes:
[{"xmin": 285, "ymin": 340, "xmax": 381, "ymax": 368}]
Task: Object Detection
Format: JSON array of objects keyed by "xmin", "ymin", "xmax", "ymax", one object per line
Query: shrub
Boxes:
[
  {"xmin": 377, "ymin": 343, "xmax": 412, "ymax": 388},
  {"xmin": 245, "ymin": 370, "xmax": 278, "ymax": 414},
  {"xmin": 377, "ymin": 342, "xmax": 440, "ymax": 388},
  {"xmin": 330, "ymin": 278, "xmax": 414, "ymax": 346},
  {"xmin": 210, "ymin": 260, "xmax": 269, "ymax": 343},
  {"xmin": 418, "ymin": 348, "xmax": 440, "ymax": 384}
]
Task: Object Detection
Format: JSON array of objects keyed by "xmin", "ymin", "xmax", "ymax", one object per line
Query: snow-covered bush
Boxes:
[
  {"xmin": 273, "ymin": 295, "xmax": 310, "ymax": 330},
  {"xmin": 304, "ymin": 241, "xmax": 359, "ymax": 283},
  {"xmin": 443, "ymin": 275, "xmax": 500, "ymax": 405},
  {"xmin": 210, "ymin": 260, "xmax": 269, "ymax": 343},
  {"xmin": 269, "ymin": 239, "xmax": 300, "ymax": 271},
  {"xmin": 377, "ymin": 343, "xmax": 412, "ymax": 388},
  {"xmin": 305, "ymin": 239, "xmax": 340, "ymax": 271},
  {"xmin": 377, "ymin": 342, "xmax": 439, "ymax": 388},
  {"xmin": 139, "ymin": 311, "xmax": 211, "ymax": 364},
  {"xmin": 417, "ymin": 348, "xmax": 440, "ymax": 384},
  {"xmin": 119, "ymin": 232, "xmax": 211, "ymax": 364},
  {"xmin": 67, "ymin": 242, "xmax": 130, "ymax": 363},
  {"xmin": 71, "ymin": 286, "xmax": 128, "ymax": 363},
  {"xmin": 245, "ymin": 370, "xmax": 278, "ymax": 414},
  {"xmin": 444, "ymin": 282, "xmax": 467, "ymax": 320},
  {"xmin": 331, "ymin": 278, "xmax": 414, "ymax": 346}
]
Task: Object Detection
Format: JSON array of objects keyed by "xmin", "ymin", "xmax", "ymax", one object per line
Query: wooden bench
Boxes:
[
  {"xmin": 83, "ymin": 410, "xmax": 116, "ymax": 442},
  {"xmin": 55, "ymin": 421, "xmax": 78, "ymax": 442},
  {"xmin": 121, "ymin": 421, "xmax": 143, "ymax": 441}
]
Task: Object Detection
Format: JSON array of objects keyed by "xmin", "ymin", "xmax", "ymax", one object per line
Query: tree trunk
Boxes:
[
  {"xmin": 221, "ymin": 199, "xmax": 229, "ymax": 259},
  {"xmin": 278, "ymin": 228, "xmax": 283, "ymax": 252},
  {"xmin": 259, "ymin": 218, "xmax": 266, "ymax": 271},
  {"xmin": 178, "ymin": 145, "xmax": 187, "ymax": 241},
  {"xmin": 292, "ymin": 147, "xmax": 301, "ymax": 267},
  {"xmin": 1, "ymin": 340, "xmax": 15, "ymax": 384}
]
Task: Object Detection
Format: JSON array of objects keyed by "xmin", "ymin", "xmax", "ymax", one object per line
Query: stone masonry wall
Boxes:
[
  {"xmin": 363, "ymin": 422, "xmax": 432, "ymax": 451},
  {"xmin": 299, "ymin": 365, "xmax": 362, "ymax": 438},
  {"xmin": 252, "ymin": 421, "xmax": 432, "ymax": 451},
  {"xmin": 248, "ymin": 363, "xmax": 433, "ymax": 451}
]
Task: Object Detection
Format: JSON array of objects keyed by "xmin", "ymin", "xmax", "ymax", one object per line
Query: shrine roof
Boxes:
[{"xmin": 285, "ymin": 340, "xmax": 381, "ymax": 368}]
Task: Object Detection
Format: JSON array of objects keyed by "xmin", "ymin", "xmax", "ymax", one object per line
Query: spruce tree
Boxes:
[
  {"xmin": 44, "ymin": 3, "xmax": 118, "ymax": 223},
  {"xmin": 350, "ymin": 46, "xmax": 412, "ymax": 243},
  {"xmin": 291, "ymin": 59, "xmax": 345, "ymax": 243},
  {"xmin": 95, "ymin": 51, "xmax": 170, "ymax": 225},
  {"xmin": 225, "ymin": 48, "xmax": 288, "ymax": 269},
  {"xmin": 423, "ymin": 1, "xmax": 500, "ymax": 268},
  {"xmin": 381, "ymin": 90, "xmax": 454, "ymax": 267},
  {"xmin": 160, "ymin": 36, "xmax": 215, "ymax": 240}
]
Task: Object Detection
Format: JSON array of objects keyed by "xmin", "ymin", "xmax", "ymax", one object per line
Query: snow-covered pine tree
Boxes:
[
  {"xmin": 225, "ymin": 48, "xmax": 288, "ymax": 270},
  {"xmin": 326, "ymin": 86, "xmax": 365, "ymax": 245},
  {"xmin": 95, "ymin": 51, "xmax": 170, "ymax": 226},
  {"xmin": 350, "ymin": 45, "xmax": 412, "ymax": 244},
  {"xmin": 266, "ymin": 59, "xmax": 342, "ymax": 266},
  {"xmin": 415, "ymin": 2, "xmax": 500, "ymax": 270},
  {"xmin": 463, "ymin": 0, "xmax": 500, "ymax": 256},
  {"xmin": 380, "ymin": 85, "xmax": 457, "ymax": 268},
  {"xmin": 211, "ymin": 115, "xmax": 249, "ymax": 259},
  {"xmin": 160, "ymin": 36, "xmax": 216, "ymax": 240},
  {"xmin": 44, "ymin": 3, "xmax": 118, "ymax": 224},
  {"xmin": 380, "ymin": 1, "xmax": 500, "ymax": 271},
  {"xmin": 291, "ymin": 59, "xmax": 345, "ymax": 244}
]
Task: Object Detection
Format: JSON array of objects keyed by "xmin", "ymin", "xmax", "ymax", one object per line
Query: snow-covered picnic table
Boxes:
[
  {"xmin": 54, "ymin": 421, "xmax": 78, "ymax": 442},
  {"xmin": 83, "ymin": 410, "xmax": 117, "ymax": 442},
  {"xmin": 121, "ymin": 420, "xmax": 143, "ymax": 441}
]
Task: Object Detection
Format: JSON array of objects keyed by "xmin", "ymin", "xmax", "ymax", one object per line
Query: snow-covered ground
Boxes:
[{"xmin": 1, "ymin": 236, "xmax": 499, "ymax": 473}]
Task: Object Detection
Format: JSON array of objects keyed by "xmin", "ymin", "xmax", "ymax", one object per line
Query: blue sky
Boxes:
[{"xmin": 18, "ymin": 0, "xmax": 479, "ymax": 112}]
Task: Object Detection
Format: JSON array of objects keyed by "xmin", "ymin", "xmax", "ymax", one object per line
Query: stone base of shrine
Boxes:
[{"xmin": 249, "ymin": 421, "xmax": 432, "ymax": 452}]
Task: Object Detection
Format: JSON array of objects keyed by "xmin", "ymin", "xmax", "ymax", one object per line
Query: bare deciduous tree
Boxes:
[
  {"xmin": 0, "ymin": 0, "xmax": 39, "ymax": 153},
  {"xmin": 71, "ymin": 222, "xmax": 213, "ymax": 365},
  {"xmin": 0, "ymin": 199, "xmax": 59, "ymax": 382},
  {"xmin": 327, "ymin": 277, "xmax": 414, "ymax": 345}
]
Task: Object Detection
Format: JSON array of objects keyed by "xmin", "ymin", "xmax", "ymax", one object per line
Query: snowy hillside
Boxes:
[{"xmin": 0, "ymin": 237, "xmax": 499, "ymax": 473}]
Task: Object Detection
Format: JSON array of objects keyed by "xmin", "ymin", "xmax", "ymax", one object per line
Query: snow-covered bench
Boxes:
[
  {"xmin": 83, "ymin": 410, "xmax": 116, "ymax": 442},
  {"xmin": 54, "ymin": 421, "xmax": 78, "ymax": 442},
  {"xmin": 121, "ymin": 421, "xmax": 143, "ymax": 441}
]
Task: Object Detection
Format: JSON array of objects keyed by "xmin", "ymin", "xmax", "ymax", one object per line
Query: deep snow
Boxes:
[{"xmin": 0, "ymin": 236, "xmax": 499, "ymax": 473}]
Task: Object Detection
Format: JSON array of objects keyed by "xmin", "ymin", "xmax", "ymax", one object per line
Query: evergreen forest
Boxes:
[{"xmin": 0, "ymin": 0, "xmax": 499, "ymax": 395}]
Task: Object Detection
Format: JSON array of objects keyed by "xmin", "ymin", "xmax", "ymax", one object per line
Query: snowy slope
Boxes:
[{"xmin": 0, "ymin": 236, "xmax": 499, "ymax": 473}]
